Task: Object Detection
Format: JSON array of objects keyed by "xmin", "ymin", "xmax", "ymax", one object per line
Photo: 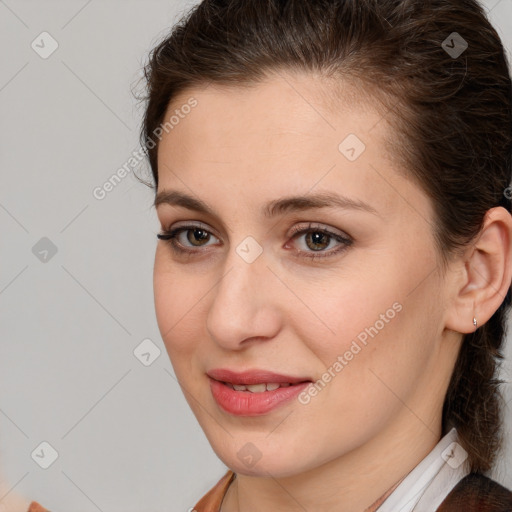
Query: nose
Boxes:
[{"xmin": 206, "ymin": 244, "xmax": 282, "ymax": 351}]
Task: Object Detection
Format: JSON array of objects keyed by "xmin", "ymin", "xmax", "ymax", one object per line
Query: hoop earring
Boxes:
[{"xmin": 473, "ymin": 317, "xmax": 478, "ymax": 328}]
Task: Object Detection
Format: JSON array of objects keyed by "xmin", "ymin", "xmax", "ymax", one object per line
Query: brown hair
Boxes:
[{"xmin": 138, "ymin": 0, "xmax": 512, "ymax": 473}]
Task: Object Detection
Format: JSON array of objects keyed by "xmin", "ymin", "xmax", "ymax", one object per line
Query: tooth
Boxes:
[
  {"xmin": 229, "ymin": 382, "xmax": 294, "ymax": 392},
  {"xmin": 245, "ymin": 383, "xmax": 267, "ymax": 393}
]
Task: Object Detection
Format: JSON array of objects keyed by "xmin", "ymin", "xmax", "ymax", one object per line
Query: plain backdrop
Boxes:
[{"xmin": 1, "ymin": 1, "xmax": 511, "ymax": 511}]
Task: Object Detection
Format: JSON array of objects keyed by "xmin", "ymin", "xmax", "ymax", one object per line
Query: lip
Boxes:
[
  {"xmin": 207, "ymin": 368, "xmax": 313, "ymax": 416},
  {"xmin": 207, "ymin": 368, "xmax": 312, "ymax": 385}
]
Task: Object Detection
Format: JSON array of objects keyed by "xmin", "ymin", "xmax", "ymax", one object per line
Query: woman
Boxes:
[{"xmin": 140, "ymin": 0, "xmax": 512, "ymax": 510}]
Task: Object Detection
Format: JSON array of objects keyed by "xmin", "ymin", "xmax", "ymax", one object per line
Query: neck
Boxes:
[
  {"xmin": 220, "ymin": 418, "xmax": 442, "ymax": 512},
  {"xmin": 362, "ymin": 476, "xmax": 405, "ymax": 512},
  {"xmin": 223, "ymin": 470, "xmax": 407, "ymax": 512}
]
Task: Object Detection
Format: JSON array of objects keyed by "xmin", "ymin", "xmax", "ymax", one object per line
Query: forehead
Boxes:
[
  {"xmin": 155, "ymin": 73, "xmax": 431, "ymax": 224},
  {"xmin": 160, "ymin": 72, "xmax": 379, "ymax": 157}
]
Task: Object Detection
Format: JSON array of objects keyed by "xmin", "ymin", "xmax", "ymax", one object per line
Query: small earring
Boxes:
[{"xmin": 473, "ymin": 317, "xmax": 478, "ymax": 328}]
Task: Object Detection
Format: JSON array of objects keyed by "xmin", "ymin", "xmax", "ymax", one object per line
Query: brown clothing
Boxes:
[
  {"xmin": 193, "ymin": 470, "xmax": 235, "ymax": 512},
  {"xmin": 27, "ymin": 503, "xmax": 49, "ymax": 512},
  {"xmin": 192, "ymin": 470, "xmax": 512, "ymax": 512},
  {"xmin": 436, "ymin": 472, "xmax": 512, "ymax": 511}
]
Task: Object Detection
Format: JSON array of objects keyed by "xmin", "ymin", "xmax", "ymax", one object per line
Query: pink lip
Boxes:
[{"xmin": 207, "ymin": 368, "xmax": 312, "ymax": 416}]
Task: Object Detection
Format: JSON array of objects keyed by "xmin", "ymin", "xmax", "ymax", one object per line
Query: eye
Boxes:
[
  {"xmin": 157, "ymin": 223, "xmax": 220, "ymax": 255},
  {"xmin": 286, "ymin": 222, "xmax": 353, "ymax": 260}
]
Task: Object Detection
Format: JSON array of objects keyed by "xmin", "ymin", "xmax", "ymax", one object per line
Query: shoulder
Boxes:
[{"xmin": 436, "ymin": 472, "xmax": 512, "ymax": 512}]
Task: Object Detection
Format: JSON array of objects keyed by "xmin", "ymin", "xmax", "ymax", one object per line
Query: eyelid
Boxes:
[
  {"xmin": 168, "ymin": 220, "xmax": 219, "ymax": 238},
  {"xmin": 287, "ymin": 222, "xmax": 351, "ymax": 241}
]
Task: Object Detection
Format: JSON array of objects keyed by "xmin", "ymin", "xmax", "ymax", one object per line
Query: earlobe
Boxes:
[{"xmin": 445, "ymin": 206, "xmax": 512, "ymax": 334}]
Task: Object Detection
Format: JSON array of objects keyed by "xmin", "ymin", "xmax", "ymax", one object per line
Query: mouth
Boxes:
[
  {"xmin": 207, "ymin": 368, "xmax": 313, "ymax": 416},
  {"xmin": 221, "ymin": 381, "xmax": 305, "ymax": 392}
]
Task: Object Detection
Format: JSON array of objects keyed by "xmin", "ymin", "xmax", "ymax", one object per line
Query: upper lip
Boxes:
[{"xmin": 207, "ymin": 368, "xmax": 312, "ymax": 385}]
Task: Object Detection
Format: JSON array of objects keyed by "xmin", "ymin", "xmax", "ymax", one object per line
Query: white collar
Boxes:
[{"xmin": 376, "ymin": 428, "xmax": 471, "ymax": 512}]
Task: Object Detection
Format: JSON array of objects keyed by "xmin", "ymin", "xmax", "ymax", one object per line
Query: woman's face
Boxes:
[{"xmin": 153, "ymin": 73, "xmax": 459, "ymax": 477}]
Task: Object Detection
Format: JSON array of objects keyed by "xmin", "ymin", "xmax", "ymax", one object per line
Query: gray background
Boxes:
[{"xmin": 0, "ymin": 1, "xmax": 511, "ymax": 511}]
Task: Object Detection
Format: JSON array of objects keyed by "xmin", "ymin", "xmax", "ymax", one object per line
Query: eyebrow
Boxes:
[{"xmin": 154, "ymin": 190, "xmax": 379, "ymax": 218}]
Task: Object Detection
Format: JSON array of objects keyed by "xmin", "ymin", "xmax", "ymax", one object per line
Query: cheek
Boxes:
[
  {"xmin": 291, "ymin": 274, "xmax": 398, "ymax": 363},
  {"xmin": 291, "ymin": 264, "xmax": 436, "ymax": 396},
  {"xmin": 153, "ymin": 252, "xmax": 201, "ymax": 357},
  {"xmin": 312, "ymin": 279, "xmax": 439, "ymax": 415},
  {"xmin": 153, "ymin": 256, "xmax": 175, "ymax": 342}
]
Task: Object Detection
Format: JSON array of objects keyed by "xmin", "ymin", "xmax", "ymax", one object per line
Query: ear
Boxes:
[{"xmin": 445, "ymin": 206, "xmax": 512, "ymax": 334}]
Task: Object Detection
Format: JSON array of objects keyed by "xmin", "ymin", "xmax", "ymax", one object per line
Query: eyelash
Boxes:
[{"xmin": 156, "ymin": 223, "xmax": 353, "ymax": 261}]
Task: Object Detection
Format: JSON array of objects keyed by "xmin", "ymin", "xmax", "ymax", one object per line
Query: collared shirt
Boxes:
[{"xmin": 377, "ymin": 427, "xmax": 471, "ymax": 511}]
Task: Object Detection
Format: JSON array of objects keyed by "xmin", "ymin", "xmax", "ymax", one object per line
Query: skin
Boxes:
[
  {"xmin": 0, "ymin": 477, "xmax": 31, "ymax": 512},
  {"xmin": 152, "ymin": 72, "xmax": 512, "ymax": 511}
]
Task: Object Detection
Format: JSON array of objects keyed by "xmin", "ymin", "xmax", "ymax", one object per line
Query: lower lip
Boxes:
[{"xmin": 209, "ymin": 378, "xmax": 311, "ymax": 416}]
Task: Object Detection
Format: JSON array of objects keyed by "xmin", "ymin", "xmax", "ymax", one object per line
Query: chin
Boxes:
[
  {"xmin": 227, "ymin": 458, "xmax": 303, "ymax": 478},
  {"xmin": 211, "ymin": 440, "xmax": 318, "ymax": 479}
]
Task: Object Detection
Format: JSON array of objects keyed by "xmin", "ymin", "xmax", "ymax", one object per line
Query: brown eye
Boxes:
[
  {"xmin": 287, "ymin": 223, "xmax": 353, "ymax": 261},
  {"xmin": 157, "ymin": 224, "xmax": 220, "ymax": 254},
  {"xmin": 304, "ymin": 231, "xmax": 331, "ymax": 251},
  {"xmin": 186, "ymin": 228, "xmax": 211, "ymax": 246}
]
